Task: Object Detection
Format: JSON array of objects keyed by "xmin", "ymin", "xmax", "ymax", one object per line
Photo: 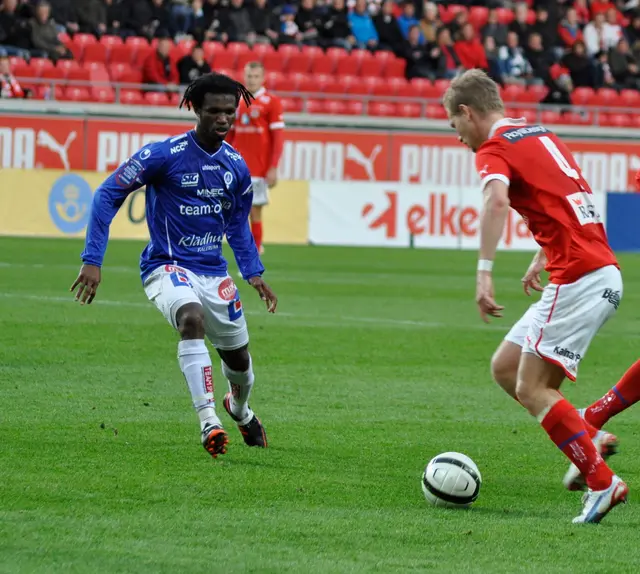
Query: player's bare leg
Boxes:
[
  {"xmin": 250, "ymin": 206, "xmax": 264, "ymax": 255},
  {"xmin": 516, "ymin": 353, "xmax": 627, "ymax": 523},
  {"xmin": 176, "ymin": 302, "xmax": 228, "ymax": 458},
  {"xmin": 218, "ymin": 345, "xmax": 267, "ymax": 447}
]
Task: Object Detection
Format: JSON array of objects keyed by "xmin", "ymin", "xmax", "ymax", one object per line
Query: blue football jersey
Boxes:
[{"xmin": 81, "ymin": 130, "xmax": 265, "ymax": 282}]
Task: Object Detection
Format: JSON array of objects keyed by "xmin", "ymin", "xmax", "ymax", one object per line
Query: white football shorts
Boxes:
[
  {"xmin": 505, "ymin": 265, "xmax": 622, "ymax": 381},
  {"xmin": 251, "ymin": 177, "xmax": 269, "ymax": 206},
  {"xmin": 143, "ymin": 264, "xmax": 249, "ymax": 350}
]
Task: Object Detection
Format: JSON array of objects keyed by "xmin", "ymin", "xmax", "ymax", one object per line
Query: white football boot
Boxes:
[
  {"xmin": 572, "ymin": 475, "xmax": 628, "ymax": 524},
  {"xmin": 563, "ymin": 430, "xmax": 618, "ymax": 491}
]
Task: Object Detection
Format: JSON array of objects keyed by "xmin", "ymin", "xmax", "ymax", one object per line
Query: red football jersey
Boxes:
[
  {"xmin": 476, "ymin": 118, "xmax": 617, "ymax": 284},
  {"xmin": 229, "ymin": 87, "xmax": 285, "ymax": 178}
]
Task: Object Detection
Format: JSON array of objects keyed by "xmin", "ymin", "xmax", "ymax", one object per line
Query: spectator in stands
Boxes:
[
  {"xmin": 609, "ymin": 37, "xmax": 640, "ymax": 88},
  {"xmin": 374, "ymin": 0, "xmax": 404, "ymax": 54},
  {"xmin": 558, "ymin": 7, "xmax": 583, "ymax": 48},
  {"xmin": 30, "ymin": 1, "xmax": 71, "ymax": 60},
  {"xmin": 227, "ymin": 0, "xmax": 256, "ymax": 44},
  {"xmin": 483, "ymin": 35, "xmax": 503, "ymax": 83},
  {"xmin": 104, "ymin": 0, "xmax": 125, "ymax": 36},
  {"xmin": 591, "ymin": 0, "xmax": 617, "ymax": 19},
  {"xmin": 397, "ymin": 1, "xmax": 420, "ymax": 41},
  {"xmin": 202, "ymin": 0, "xmax": 229, "ymax": 43},
  {"xmin": 249, "ymin": 0, "xmax": 278, "ymax": 45},
  {"xmin": 482, "ymin": 8, "xmax": 507, "ymax": 46},
  {"xmin": 402, "ymin": 23, "xmax": 431, "ymax": 79},
  {"xmin": 0, "ymin": 0, "xmax": 31, "ymax": 57},
  {"xmin": 278, "ymin": 5, "xmax": 301, "ymax": 45},
  {"xmin": 525, "ymin": 32, "xmax": 551, "ymax": 84},
  {"xmin": 149, "ymin": 0, "xmax": 172, "ymax": 37},
  {"xmin": 573, "ymin": 0, "xmax": 590, "ymax": 26},
  {"xmin": 449, "ymin": 9, "xmax": 468, "ymax": 41},
  {"xmin": 171, "ymin": 0, "xmax": 193, "ymax": 36},
  {"xmin": 531, "ymin": 6, "xmax": 557, "ymax": 53},
  {"xmin": 142, "ymin": 34, "xmax": 178, "ymax": 88},
  {"xmin": 75, "ymin": 0, "xmax": 107, "ymax": 36},
  {"xmin": 454, "ymin": 22, "xmax": 487, "ymax": 71},
  {"xmin": 0, "ymin": 52, "xmax": 25, "ymax": 98},
  {"xmin": 560, "ymin": 39, "xmax": 596, "ymax": 88},
  {"xmin": 320, "ymin": 0, "xmax": 353, "ymax": 51},
  {"xmin": 584, "ymin": 12, "xmax": 621, "ymax": 56},
  {"xmin": 544, "ymin": 62, "xmax": 573, "ymax": 107},
  {"xmin": 625, "ymin": 12, "xmax": 640, "ymax": 58},
  {"xmin": 509, "ymin": 2, "xmax": 530, "ymax": 47},
  {"xmin": 178, "ymin": 43, "xmax": 211, "ymax": 85},
  {"xmin": 605, "ymin": 7, "xmax": 623, "ymax": 41},
  {"xmin": 48, "ymin": 0, "xmax": 78, "ymax": 34},
  {"xmin": 431, "ymin": 26, "xmax": 461, "ymax": 79},
  {"xmin": 498, "ymin": 31, "xmax": 532, "ymax": 85},
  {"xmin": 419, "ymin": 2, "xmax": 441, "ymax": 44},
  {"xmin": 348, "ymin": 0, "xmax": 378, "ymax": 50},
  {"xmin": 295, "ymin": 0, "xmax": 320, "ymax": 46},
  {"xmin": 123, "ymin": 0, "xmax": 169, "ymax": 39}
]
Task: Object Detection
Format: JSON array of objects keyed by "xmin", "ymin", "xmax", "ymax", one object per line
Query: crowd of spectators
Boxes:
[{"xmin": 1, "ymin": 0, "xmax": 640, "ymax": 100}]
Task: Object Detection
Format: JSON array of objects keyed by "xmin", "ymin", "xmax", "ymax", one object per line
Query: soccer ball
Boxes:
[{"xmin": 421, "ymin": 452, "xmax": 482, "ymax": 508}]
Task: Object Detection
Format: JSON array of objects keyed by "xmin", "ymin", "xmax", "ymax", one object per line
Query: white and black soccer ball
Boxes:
[{"xmin": 422, "ymin": 452, "xmax": 482, "ymax": 508}]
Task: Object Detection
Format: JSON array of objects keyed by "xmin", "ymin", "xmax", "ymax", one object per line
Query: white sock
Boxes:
[
  {"xmin": 221, "ymin": 356, "xmax": 255, "ymax": 424},
  {"xmin": 178, "ymin": 339, "xmax": 221, "ymax": 431}
]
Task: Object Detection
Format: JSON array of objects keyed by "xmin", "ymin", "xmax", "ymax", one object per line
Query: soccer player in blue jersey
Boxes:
[{"xmin": 70, "ymin": 73, "xmax": 277, "ymax": 459}]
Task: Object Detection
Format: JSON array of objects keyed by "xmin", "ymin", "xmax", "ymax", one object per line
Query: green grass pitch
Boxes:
[{"xmin": 1, "ymin": 237, "xmax": 640, "ymax": 573}]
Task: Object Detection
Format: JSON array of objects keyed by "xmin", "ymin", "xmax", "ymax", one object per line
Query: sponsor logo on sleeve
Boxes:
[
  {"xmin": 139, "ymin": 148, "xmax": 151, "ymax": 160},
  {"xmin": 114, "ymin": 158, "xmax": 144, "ymax": 188},
  {"xmin": 224, "ymin": 148, "xmax": 242, "ymax": 161},
  {"xmin": 170, "ymin": 141, "xmax": 188, "ymax": 155}
]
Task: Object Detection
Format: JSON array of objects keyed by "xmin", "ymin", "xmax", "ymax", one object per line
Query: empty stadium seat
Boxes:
[
  {"xmin": 310, "ymin": 54, "xmax": 336, "ymax": 75},
  {"xmin": 619, "ymin": 89, "xmax": 640, "ymax": 108},
  {"xmin": 297, "ymin": 73, "xmax": 317, "ymax": 93},
  {"xmin": 497, "ymin": 7, "xmax": 514, "ymax": 24},
  {"xmin": 12, "ymin": 63, "xmax": 37, "ymax": 79},
  {"xmin": 202, "ymin": 41, "xmax": 226, "ymax": 61},
  {"xmin": 100, "ymin": 35, "xmax": 123, "ymax": 48},
  {"xmin": 109, "ymin": 44, "xmax": 135, "ymax": 64},
  {"xmin": 336, "ymin": 54, "xmax": 361, "ymax": 76},
  {"xmin": 591, "ymin": 88, "xmax": 619, "ymax": 107},
  {"xmin": 41, "ymin": 67, "xmax": 66, "ymax": 83},
  {"xmin": 93, "ymin": 86, "xmax": 116, "ymax": 103},
  {"xmin": 301, "ymin": 45, "xmax": 323, "ymax": 59},
  {"xmin": 369, "ymin": 102, "xmax": 397, "ymax": 117},
  {"xmin": 30, "ymin": 58, "xmax": 54, "ymax": 73},
  {"xmin": 83, "ymin": 43, "xmax": 108, "ymax": 63},
  {"xmin": 145, "ymin": 91, "xmax": 172, "ymax": 106},
  {"xmin": 360, "ymin": 58, "xmax": 384, "ymax": 77},
  {"xmin": 345, "ymin": 101, "xmax": 366, "ymax": 115},
  {"xmin": 502, "ymin": 84, "xmax": 526, "ymax": 102},
  {"xmin": 469, "ymin": 6, "xmax": 489, "ymax": 29},
  {"xmin": 426, "ymin": 104, "xmax": 447, "ymax": 119},
  {"xmin": 519, "ymin": 84, "xmax": 548, "ymax": 103},
  {"xmin": 602, "ymin": 113, "xmax": 632, "ymax": 127},
  {"xmin": 118, "ymin": 70, "xmax": 144, "ymax": 85},
  {"xmin": 305, "ymin": 98, "xmax": 325, "ymax": 114},
  {"xmin": 67, "ymin": 68, "xmax": 92, "ymax": 83},
  {"xmin": 571, "ymin": 86, "xmax": 594, "ymax": 105},
  {"xmin": 280, "ymin": 97, "xmax": 303, "ymax": 112},
  {"xmin": 120, "ymin": 90, "xmax": 144, "ymax": 105},
  {"xmin": 214, "ymin": 51, "xmax": 236, "ymax": 69},
  {"xmin": 323, "ymin": 99, "xmax": 348, "ymax": 114},
  {"xmin": 540, "ymin": 110, "xmax": 562, "ymax": 124},
  {"xmin": 262, "ymin": 51, "xmax": 286, "ymax": 72},
  {"xmin": 64, "ymin": 86, "xmax": 92, "ymax": 101},
  {"xmin": 252, "ymin": 43, "xmax": 275, "ymax": 57},
  {"xmin": 397, "ymin": 102, "xmax": 422, "ymax": 118},
  {"xmin": 57, "ymin": 59, "xmax": 81, "ymax": 74},
  {"xmin": 383, "ymin": 59, "xmax": 406, "ymax": 78}
]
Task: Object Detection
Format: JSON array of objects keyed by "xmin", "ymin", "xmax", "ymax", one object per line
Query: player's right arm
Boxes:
[
  {"xmin": 522, "ymin": 249, "xmax": 547, "ymax": 296},
  {"xmin": 70, "ymin": 142, "xmax": 167, "ymax": 304}
]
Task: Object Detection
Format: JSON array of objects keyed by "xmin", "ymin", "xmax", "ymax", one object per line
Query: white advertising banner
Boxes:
[{"xmin": 309, "ymin": 182, "xmax": 607, "ymax": 251}]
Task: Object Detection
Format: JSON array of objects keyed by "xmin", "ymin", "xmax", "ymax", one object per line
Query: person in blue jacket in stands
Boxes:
[{"xmin": 348, "ymin": 0, "xmax": 378, "ymax": 50}]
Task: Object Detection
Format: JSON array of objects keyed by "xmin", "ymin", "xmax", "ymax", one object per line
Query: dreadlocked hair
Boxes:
[{"xmin": 179, "ymin": 72, "xmax": 254, "ymax": 111}]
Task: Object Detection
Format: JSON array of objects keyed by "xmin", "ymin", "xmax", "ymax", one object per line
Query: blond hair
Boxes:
[{"xmin": 442, "ymin": 69, "xmax": 504, "ymax": 117}]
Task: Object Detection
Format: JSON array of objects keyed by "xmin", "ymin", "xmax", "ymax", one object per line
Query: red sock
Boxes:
[
  {"xmin": 585, "ymin": 359, "xmax": 640, "ymax": 429},
  {"xmin": 516, "ymin": 392, "xmax": 598, "ymax": 438},
  {"xmin": 251, "ymin": 221, "xmax": 263, "ymax": 252},
  {"xmin": 540, "ymin": 399, "xmax": 613, "ymax": 490}
]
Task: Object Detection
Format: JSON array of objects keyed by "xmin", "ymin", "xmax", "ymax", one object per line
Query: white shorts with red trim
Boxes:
[
  {"xmin": 251, "ymin": 177, "xmax": 269, "ymax": 206},
  {"xmin": 143, "ymin": 265, "xmax": 249, "ymax": 350},
  {"xmin": 505, "ymin": 265, "xmax": 622, "ymax": 381}
]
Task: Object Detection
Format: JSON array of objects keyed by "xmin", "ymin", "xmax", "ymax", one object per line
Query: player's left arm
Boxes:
[
  {"xmin": 266, "ymin": 95, "xmax": 285, "ymax": 188},
  {"xmin": 226, "ymin": 165, "xmax": 277, "ymax": 313},
  {"xmin": 475, "ymin": 146, "xmax": 512, "ymax": 322}
]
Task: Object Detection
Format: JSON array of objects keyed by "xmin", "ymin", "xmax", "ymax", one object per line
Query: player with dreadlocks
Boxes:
[{"xmin": 71, "ymin": 73, "xmax": 277, "ymax": 459}]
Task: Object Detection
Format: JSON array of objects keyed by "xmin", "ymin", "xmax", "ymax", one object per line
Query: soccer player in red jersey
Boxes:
[
  {"xmin": 444, "ymin": 69, "xmax": 628, "ymax": 524},
  {"xmin": 226, "ymin": 62, "xmax": 285, "ymax": 254}
]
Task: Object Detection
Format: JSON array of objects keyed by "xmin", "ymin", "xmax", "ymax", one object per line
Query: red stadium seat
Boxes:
[
  {"xmin": 109, "ymin": 62, "xmax": 132, "ymax": 81},
  {"xmin": 12, "ymin": 63, "xmax": 37, "ymax": 79},
  {"xmin": 126, "ymin": 35, "xmax": 150, "ymax": 48},
  {"xmin": 285, "ymin": 51, "xmax": 311, "ymax": 73},
  {"xmin": 83, "ymin": 43, "xmax": 108, "ymax": 63},
  {"xmin": 396, "ymin": 81, "xmax": 420, "ymax": 98},
  {"xmin": 280, "ymin": 97, "xmax": 303, "ymax": 112},
  {"xmin": 109, "ymin": 44, "xmax": 135, "ymax": 64},
  {"xmin": 56, "ymin": 59, "xmax": 81, "ymax": 74},
  {"xmin": 397, "ymin": 102, "xmax": 422, "ymax": 118},
  {"xmin": 563, "ymin": 111, "xmax": 593, "ymax": 125},
  {"xmin": 118, "ymin": 70, "xmax": 144, "ymax": 85},
  {"xmin": 252, "ymin": 43, "xmax": 275, "ymax": 58},
  {"xmin": 213, "ymin": 51, "xmax": 236, "ymax": 69},
  {"xmin": 30, "ymin": 57, "xmax": 54, "ymax": 73},
  {"xmin": 425, "ymin": 104, "xmax": 447, "ymax": 119},
  {"xmin": 297, "ymin": 73, "xmax": 316, "ymax": 93},
  {"xmin": 235, "ymin": 52, "xmax": 257, "ymax": 71},
  {"xmin": 323, "ymin": 75, "xmax": 347, "ymax": 93},
  {"xmin": 433, "ymin": 79, "xmax": 451, "ymax": 96},
  {"xmin": 372, "ymin": 76, "xmax": 406, "ymax": 96},
  {"xmin": 73, "ymin": 33, "xmax": 97, "ymax": 47},
  {"xmin": 571, "ymin": 86, "xmax": 594, "ymax": 106},
  {"xmin": 359, "ymin": 58, "xmax": 384, "ymax": 77},
  {"xmin": 540, "ymin": 110, "xmax": 562, "ymax": 124},
  {"xmin": 265, "ymin": 70, "xmax": 285, "ymax": 89},
  {"xmin": 226, "ymin": 42, "xmax": 251, "ymax": 56},
  {"xmin": 120, "ymin": 90, "xmax": 144, "ymax": 105},
  {"xmin": 469, "ymin": 6, "xmax": 489, "ymax": 29},
  {"xmin": 67, "ymin": 68, "xmax": 91, "ymax": 83},
  {"xmin": 326, "ymin": 47, "xmax": 348, "ymax": 61},
  {"xmin": 591, "ymin": 88, "xmax": 619, "ymax": 107},
  {"xmin": 134, "ymin": 46, "xmax": 154, "ymax": 68},
  {"xmin": 336, "ymin": 55, "xmax": 361, "ymax": 76},
  {"xmin": 314, "ymin": 73, "xmax": 335, "ymax": 92},
  {"xmin": 59, "ymin": 32, "xmax": 72, "ymax": 47},
  {"xmin": 145, "ymin": 91, "xmax": 172, "ymax": 106},
  {"xmin": 384, "ymin": 58, "xmax": 406, "ymax": 78},
  {"xmin": 8, "ymin": 56, "xmax": 27, "ymax": 69},
  {"xmin": 323, "ymin": 99, "xmax": 348, "ymax": 114},
  {"xmin": 345, "ymin": 100, "xmax": 365, "ymax": 115},
  {"xmin": 602, "ymin": 113, "xmax": 632, "ymax": 128},
  {"xmin": 526, "ymin": 9, "xmax": 536, "ymax": 24},
  {"xmin": 347, "ymin": 76, "xmax": 378, "ymax": 94},
  {"xmin": 93, "ymin": 86, "xmax": 116, "ymax": 103},
  {"xmin": 83, "ymin": 61, "xmax": 107, "ymax": 74},
  {"xmin": 35, "ymin": 84, "xmax": 64, "ymax": 100},
  {"xmin": 496, "ymin": 7, "xmax": 514, "ymax": 24},
  {"xmin": 618, "ymin": 89, "xmax": 640, "ymax": 108},
  {"xmin": 262, "ymin": 52, "xmax": 286, "ymax": 72},
  {"xmin": 369, "ymin": 102, "xmax": 397, "ymax": 117},
  {"xmin": 310, "ymin": 54, "xmax": 335, "ymax": 75},
  {"xmin": 170, "ymin": 42, "xmax": 193, "ymax": 61},
  {"xmin": 301, "ymin": 45, "xmax": 323, "ymax": 59},
  {"xmin": 277, "ymin": 44, "xmax": 300, "ymax": 58},
  {"xmin": 64, "ymin": 86, "xmax": 91, "ymax": 101},
  {"xmin": 273, "ymin": 73, "xmax": 298, "ymax": 92},
  {"xmin": 518, "ymin": 84, "xmax": 548, "ymax": 103},
  {"xmin": 519, "ymin": 108, "xmax": 537, "ymax": 123},
  {"xmin": 305, "ymin": 98, "xmax": 325, "ymax": 114},
  {"xmin": 100, "ymin": 35, "xmax": 123, "ymax": 48},
  {"xmin": 501, "ymin": 84, "xmax": 526, "ymax": 102},
  {"xmin": 41, "ymin": 67, "xmax": 66, "ymax": 85},
  {"xmin": 202, "ymin": 41, "xmax": 226, "ymax": 61}
]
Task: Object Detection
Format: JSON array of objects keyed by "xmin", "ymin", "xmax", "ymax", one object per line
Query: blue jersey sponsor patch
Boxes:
[{"xmin": 115, "ymin": 158, "xmax": 144, "ymax": 188}]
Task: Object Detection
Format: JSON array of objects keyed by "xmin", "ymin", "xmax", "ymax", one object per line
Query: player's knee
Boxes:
[
  {"xmin": 176, "ymin": 305, "xmax": 205, "ymax": 339},
  {"xmin": 515, "ymin": 379, "xmax": 536, "ymax": 409},
  {"xmin": 219, "ymin": 346, "xmax": 250, "ymax": 372}
]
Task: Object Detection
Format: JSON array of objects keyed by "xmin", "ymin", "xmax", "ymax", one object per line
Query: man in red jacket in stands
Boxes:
[
  {"xmin": 454, "ymin": 23, "xmax": 488, "ymax": 71},
  {"xmin": 142, "ymin": 34, "xmax": 178, "ymax": 88}
]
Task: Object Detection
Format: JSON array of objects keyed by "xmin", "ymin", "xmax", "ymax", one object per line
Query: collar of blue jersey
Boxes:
[{"xmin": 488, "ymin": 117, "xmax": 527, "ymax": 139}]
